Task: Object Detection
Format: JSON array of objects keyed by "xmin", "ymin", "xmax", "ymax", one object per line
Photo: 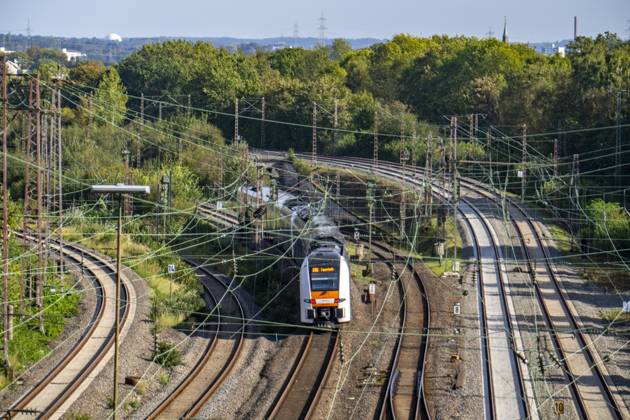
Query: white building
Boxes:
[
  {"xmin": 0, "ymin": 47, "xmax": 15, "ymax": 54},
  {"xmin": 106, "ymin": 33, "xmax": 123, "ymax": 42},
  {"xmin": 4, "ymin": 60, "xmax": 21, "ymax": 75},
  {"xmin": 61, "ymin": 48, "xmax": 86, "ymax": 62}
]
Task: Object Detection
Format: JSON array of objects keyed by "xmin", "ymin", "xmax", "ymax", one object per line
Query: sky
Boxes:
[{"xmin": 2, "ymin": 0, "xmax": 629, "ymax": 42}]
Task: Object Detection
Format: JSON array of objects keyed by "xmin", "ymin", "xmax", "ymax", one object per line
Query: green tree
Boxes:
[
  {"xmin": 93, "ymin": 67, "xmax": 127, "ymax": 125},
  {"xmin": 582, "ymin": 199, "xmax": 630, "ymax": 254}
]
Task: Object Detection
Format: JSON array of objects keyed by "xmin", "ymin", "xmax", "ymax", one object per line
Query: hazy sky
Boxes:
[{"xmin": 2, "ymin": 0, "xmax": 629, "ymax": 42}]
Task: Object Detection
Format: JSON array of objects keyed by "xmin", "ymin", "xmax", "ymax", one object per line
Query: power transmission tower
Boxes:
[
  {"xmin": 373, "ymin": 110, "xmax": 378, "ymax": 168},
  {"xmin": 2, "ymin": 57, "xmax": 12, "ymax": 377},
  {"xmin": 123, "ymin": 148, "xmax": 132, "ymax": 215},
  {"xmin": 521, "ymin": 123, "xmax": 527, "ymax": 202},
  {"xmin": 318, "ymin": 13, "xmax": 327, "ymax": 45},
  {"xmin": 312, "ymin": 102, "xmax": 317, "ymax": 167}
]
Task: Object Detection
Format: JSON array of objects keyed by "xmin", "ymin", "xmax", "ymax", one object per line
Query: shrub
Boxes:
[{"xmin": 154, "ymin": 341, "xmax": 181, "ymax": 368}]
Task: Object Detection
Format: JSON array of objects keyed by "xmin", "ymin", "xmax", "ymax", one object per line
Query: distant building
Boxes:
[
  {"xmin": 106, "ymin": 33, "xmax": 123, "ymax": 42},
  {"xmin": 0, "ymin": 46, "xmax": 15, "ymax": 54},
  {"xmin": 61, "ymin": 48, "xmax": 86, "ymax": 62},
  {"xmin": 4, "ymin": 60, "xmax": 21, "ymax": 75},
  {"xmin": 529, "ymin": 42, "xmax": 567, "ymax": 57}
]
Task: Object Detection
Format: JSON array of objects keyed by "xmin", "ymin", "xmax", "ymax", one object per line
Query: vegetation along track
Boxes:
[
  {"xmin": 368, "ymin": 241, "xmax": 430, "ymax": 420},
  {"xmin": 147, "ymin": 259, "xmax": 246, "ymax": 419},
  {"xmin": 7, "ymin": 234, "xmax": 134, "ymax": 420}
]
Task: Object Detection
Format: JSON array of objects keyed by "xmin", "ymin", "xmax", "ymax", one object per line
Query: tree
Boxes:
[
  {"xmin": 582, "ymin": 199, "xmax": 630, "ymax": 254},
  {"xmin": 70, "ymin": 60, "xmax": 106, "ymax": 90},
  {"xmin": 93, "ymin": 67, "xmax": 127, "ymax": 125}
]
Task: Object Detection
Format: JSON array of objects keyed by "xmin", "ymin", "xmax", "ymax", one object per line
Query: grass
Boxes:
[
  {"xmin": 1, "ymin": 238, "xmax": 80, "ymax": 388},
  {"xmin": 62, "ymin": 222, "xmax": 202, "ymax": 329},
  {"xmin": 600, "ymin": 309, "xmax": 630, "ymax": 323}
]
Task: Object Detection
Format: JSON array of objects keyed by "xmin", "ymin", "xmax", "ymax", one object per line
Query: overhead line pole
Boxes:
[
  {"xmin": 2, "ymin": 56, "xmax": 12, "ymax": 378},
  {"xmin": 373, "ymin": 110, "xmax": 378, "ymax": 168},
  {"xmin": 521, "ymin": 123, "xmax": 527, "ymax": 202},
  {"xmin": 312, "ymin": 102, "xmax": 318, "ymax": 165}
]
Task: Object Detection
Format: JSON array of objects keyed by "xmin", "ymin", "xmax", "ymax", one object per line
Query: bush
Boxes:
[{"xmin": 153, "ymin": 341, "xmax": 181, "ymax": 368}]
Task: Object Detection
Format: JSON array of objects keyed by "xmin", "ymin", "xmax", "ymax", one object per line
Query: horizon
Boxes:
[{"xmin": 2, "ymin": 0, "xmax": 629, "ymax": 44}]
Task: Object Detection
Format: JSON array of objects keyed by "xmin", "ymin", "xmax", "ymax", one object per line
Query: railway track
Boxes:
[
  {"xmin": 266, "ymin": 330, "xmax": 338, "ymax": 420},
  {"xmin": 197, "ymin": 202, "xmax": 240, "ymax": 227},
  {"xmin": 305, "ymin": 155, "xmax": 533, "ymax": 419},
  {"xmin": 463, "ymin": 181, "xmax": 629, "ymax": 419},
  {"xmin": 368, "ymin": 241, "xmax": 430, "ymax": 420},
  {"xmin": 309, "ymin": 154, "xmax": 630, "ymax": 419},
  {"xmin": 147, "ymin": 260, "xmax": 246, "ymax": 419},
  {"xmin": 6, "ymin": 235, "xmax": 135, "ymax": 420}
]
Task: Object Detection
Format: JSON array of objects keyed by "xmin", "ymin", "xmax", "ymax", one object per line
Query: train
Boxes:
[{"xmin": 241, "ymin": 186, "xmax": 352, "ymax": 326}]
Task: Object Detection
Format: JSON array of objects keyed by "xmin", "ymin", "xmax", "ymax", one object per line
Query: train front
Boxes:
[{"xmin": 300, "ymin": 247, "xmax": 352, "ymax": 326}]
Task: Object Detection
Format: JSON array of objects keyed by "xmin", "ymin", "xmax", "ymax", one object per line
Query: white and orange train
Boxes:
[
  {"xmin": 288, "ymin": 202, "xmax": 352, "ymax": 326},
  {"xmin": 241, "ymin": 186, "xmax": 352, "ymax": 326}
]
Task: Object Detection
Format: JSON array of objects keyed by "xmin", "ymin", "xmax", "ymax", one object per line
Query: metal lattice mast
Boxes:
[
  {"xmin": 35, "ymin": 78, "xmax": 45, "ymax": 334},
  {"xmin": 234, "ymin": 97, "xmax": 239, "ymax": 143},
  {"xmin": 553, "ymin": 137, "xmax": 558, "ymax": 178},
  {"xmin": 2, "ymin": 56, "xmax": 12, "ymax": 376},
  {"xmin": 56, "ymin": 85, "xmax": 64, "ymax": 283},
  {"xmin": 424, "ymin": 133, "xmax": 433, "ymax": 221},
  {"xmin": 521, "ymin": 123, "xmax": 527, "ymax": 202},
  {"xmin": 399, "ymin": 116, "xmax": 406, "ymax": 238},
  {"xmin": 333, "ymin": 99, "xmax": 338, "ymax": 154},
  {"xmin": 312, "ymin": 102, "xmax": 317, "ymax": 167},
  {"xmin": 260, "ymin": 96, "xmax": 265, "ymax": 148},
  {"xmin": 373, "ymin": 110, "xmax": 378, "ymax": 168}
]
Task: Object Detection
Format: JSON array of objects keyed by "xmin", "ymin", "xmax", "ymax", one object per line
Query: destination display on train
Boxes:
[{"xmin": 311, "ymin": 267, "xmax": 335, "ymax": 273}]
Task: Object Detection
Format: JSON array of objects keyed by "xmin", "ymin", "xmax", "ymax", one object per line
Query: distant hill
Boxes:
[{"xmin": 0, "ymin": 33, "xmax": 384, "ymax": 64}]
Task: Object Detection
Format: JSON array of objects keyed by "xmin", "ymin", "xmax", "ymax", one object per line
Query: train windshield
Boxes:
[{"xmin": 309, "ymin": 252, "xmax": 340, "ymax": 291}]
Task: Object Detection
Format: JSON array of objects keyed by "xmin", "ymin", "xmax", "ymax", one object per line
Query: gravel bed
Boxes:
[
  {"xmin": 421, "ymin": 232, "xmax": 484, "ymax": 419},
  {"xmin": 314, "ymin": 258, "xmax": 401, "ymax": 419},
  {"xmin": 235, "ymin": 335, "xmax": 307, "ymax": 419},
  {"xmin": 467, "ymin": 192, "xmax": 579, "ymax": 419},
  {"xmin": 62, "ymin": 264, "xmax": 159, "ymax": 419},
  {"xmin": 0, "ymin": 257, "xmax": 95, "ymax": 411},
  {"xmin": 538, "ymin": 222, "xmax": 630, "ymax": 412}
]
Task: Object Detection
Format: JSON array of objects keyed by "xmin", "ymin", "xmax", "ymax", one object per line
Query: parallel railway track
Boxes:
[
  {"xmin": 306, "ymin": 155, "xmax": 532, "ymax": 418},
  {"xmin": 6, "ymin": 235, "xmax": 135, "ymax": 420},
  {"xmin": 309, "ymin": 154, "xmax": 629, "ymax": 419},
  {"xmin": 147, "ymin": 260, "xmax": 246, "ymax": 419},
  {"xmin": 369, "ymin": 241, "xmax": 430, "ymax": 420}
]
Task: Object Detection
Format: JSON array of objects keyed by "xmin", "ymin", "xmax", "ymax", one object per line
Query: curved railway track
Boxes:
[
  {"xmin": 305, "ymin": 155, "xmax": 532, "ymax": 418},
  {"xmin": 147, "ymin": 260, "xmax": 246, "ymax": 419},
  {"xmin": 368, "ymin": 241, "xmax": 430, "ymax": 420},
  {"xmin": 308, "ymin": 153, "xmax": 630, "ymax": 419},
  {"xmin": 7, "ymin": 235, "xmax": 134, "ymax": 420},
  {"xmin": 197, "ymin": 202, "xmax": 240, "ymax": 228},
  {"xmin": 463, "ymin": 181, "xmax": 629, "ymax": 419}
]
